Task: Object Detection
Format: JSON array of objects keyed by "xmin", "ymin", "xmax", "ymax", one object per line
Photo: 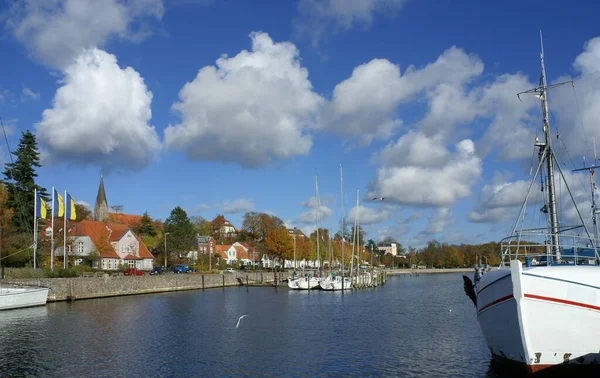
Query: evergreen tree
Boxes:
[
  {"xmin": 134, "ymin": 211, "xmax": 157, "ymax": 237},
  {"xmin": 164, "ymin": 206, "xmax": 196, "ymax": 257},
  {"xmin": 2, "ymin": 131, "xmax": 48, "ymax": 233}
]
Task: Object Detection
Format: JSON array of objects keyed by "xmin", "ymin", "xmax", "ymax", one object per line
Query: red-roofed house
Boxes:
[
  {"xmin": 212, "ymin": 242, "xmax": 259, "ymax": 266},
  {"xmin": 69, "ymin": 220, "xmax": 154, "ymax": 270}
]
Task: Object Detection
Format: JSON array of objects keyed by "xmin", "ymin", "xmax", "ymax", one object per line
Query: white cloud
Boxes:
[
  {"xmin": 164, "ymin": 32, "xmax": 324, "ymax": 168},
  {"xmin": 4, "ymin": 0, "xmax": 164, "ymax": 69},
  {"xmin": 35, "ymin": 48, "xmax": 160, "ymax": 171},
  {"xmin": 221, "ymin": 198, "xmax": 254, "ymax": 213},
  {"xmin": 297, "ymin": 206, "xmax": 333, "ymax": 224},
  {"xmin": 294, "ymin": 0, "xmax": 406, "ymax": 48},
  {"xmin": 368, "ymin": 133, "xmax": 482, "ymax": 206},
  {"xmin": 21, "ymin": 86, "xmax": 39, "ymax": 102},
  {"xmin": 323, "ymin": 47, "xmax": 483, "ymax": 144},
  {"xmin": 425, "ymin": 207, "xmax": 454, "ymax": 234},
  {"xmin": 398, "ymin": 212, "xmax": 421, "ymax": 224},
  {"xmin": 347, "ymin": 205, "xmax": 392, "ymax": 225}
]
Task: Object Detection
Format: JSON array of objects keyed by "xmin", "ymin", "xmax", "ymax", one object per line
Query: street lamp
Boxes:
[{"xmin": 164, "ymin": 232, "xmax": 170, "ymax": 270}]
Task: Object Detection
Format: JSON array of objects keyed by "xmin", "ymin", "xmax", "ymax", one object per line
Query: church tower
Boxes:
[{"xmin": 94, "ymin": 175, "xmax": 109, "ymax": 222}]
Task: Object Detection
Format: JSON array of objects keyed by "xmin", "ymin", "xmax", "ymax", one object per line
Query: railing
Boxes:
[{"xmin": 500, "ymin": 228, "xmax": 600, "ymax": 266}]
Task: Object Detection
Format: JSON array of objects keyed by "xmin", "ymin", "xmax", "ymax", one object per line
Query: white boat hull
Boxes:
[
  {"xmin": 0, "ymin": 287, "xmax": 49, "ymax": 310},
  {"xmin": 297, "ymin": 277, "xmax": 321, "ymax": 290},
  {"xmin": 475, "ymin": 260, "xmax": 600, "ymax": 373},
  {"xmin": 319, "ymin": 276, "xmax": 351, "ymax": 291},
  {"xmin": 288, "ymin": 278, "xmax": 301, "ymax": 289}
]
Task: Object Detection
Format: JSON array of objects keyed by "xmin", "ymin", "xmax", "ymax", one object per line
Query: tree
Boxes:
[
  {"xmin": 190, "ymin": 216, "xmax": 211, "ymax": 236},
  {"xmin": 350, "ymin": 224, "xmax": 365, "ymax": 246},
  {"xmin": 2, "ymin": 131, "xmax": 49, "ymax": 233},
  {"xmin": 164, "ymin": 206, "xmax": 196, "ymax": 262},
  {"xmin": 382, "ymin": 236, "xmax": 398, "ymax": 244},
  {"xmin": 265, "ymin": 227, "xmax": 293, "ymax": 265},
  {"xmin": 134, "ymin": 211, "xmax": 157, "ymax": 237},
  {"xmin": 242, "ymin": 212, "xmax": 284, "ymax": 242},
  {"xmin": 75, "ymin": 203, "xmax": 92, "ymax": 221},
  {"xmin": 0, "ymin": 183, "xmax": 14, "ymax": 278},
  {"xmin": 334, "ymin": 217, "xmax": 351, "ymax": 242}
]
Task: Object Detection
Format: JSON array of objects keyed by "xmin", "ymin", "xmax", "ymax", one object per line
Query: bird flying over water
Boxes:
[
  {"xmin": 236, "ymin": 315, "xmax": 248, "ymax": 329},
  {"xmin": 372, "ymin": 197, "xmax": 385, "ymax": 201}
]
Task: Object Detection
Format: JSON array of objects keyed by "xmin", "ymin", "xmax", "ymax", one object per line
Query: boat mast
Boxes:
[
  {"xmin": 315, "ymin": 170, "xmax": 321, "ymax": 273},
  {"xmin": 538, "ymin": 32, "xmax": 561, "ymax": 258},
  {"xmin": 340, "ymin": 165, "xmax": 345, "ymax": 281}
]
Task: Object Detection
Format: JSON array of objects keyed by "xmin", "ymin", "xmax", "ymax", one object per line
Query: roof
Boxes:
[
  {"xmin": 108, "ymin": 213, "xmax": 143, "ymax": 227},
  {"xmin": 72, "ymin": 220, "xmax": 153, "ymax": 259},
  {"xmin": 197, "ymin": 235, "xmax": 214, "ymax": 244},
  {"xmin": 95, "ymin": 176, "xmax": 107, "ymax": 206},
  {"xmin": 124, "ymin": 254, "xmax": 143, "ymax": 260},
  {"xmin": 214, "ymin": 245, "xmax": 230, "ymax": 259},
  {"xmin": 73, "ymin": 220, "xmax": 119, "ymax": 258}
]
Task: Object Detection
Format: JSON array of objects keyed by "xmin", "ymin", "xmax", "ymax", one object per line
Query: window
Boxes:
[
  {"xmin": 75, "ymin": 258, "xmax": 83, "ymax": 266},
  {"xmin": 121, "ymin": 244, "xmax": 126, "ymax": 253},
  {"xmin": 77, "ymin": 241, "xmax": 84, "ymax": 254},
  {"xmin": 128, "ymin": 260, "xmax": 134, "ymax": 268},
  {"xmin": 45, "ymin": 228, "xmax": 52, "ymax": 236}
]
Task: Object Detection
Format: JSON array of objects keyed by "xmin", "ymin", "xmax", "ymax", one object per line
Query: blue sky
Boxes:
[{"xmin": 2, "ymin": 0, "xmax": 600, "ymax": 248}]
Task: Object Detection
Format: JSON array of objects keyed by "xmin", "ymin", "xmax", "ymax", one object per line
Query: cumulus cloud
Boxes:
[
  {"xmin": 425, "ymin": 207, "xmax": 454, "ymax": 234},
  {"xmin": 35, "ymin": 48, "xmax": 160, "ymax": 171},
  {"xmin": 294, "ymin": 0, "xmax": 406, "ymax": 47},
  {"xmin": 21, "ymin": 86, "xmax": 39, "ymax": 102},
  {"xmin": 193, "ymin": 203, "xmax": 210, "ymax": 213},
  {"xmin": 221, "ymin": 198, "xmax": 254, "ymax": 213},
  {"xmin": 323, "ymin": 47, "xmax": 483, "ymax": 144},
  {"xmin": 468, "ymin": 174, "xmax": 531, "ymax": 224},
  {"xmin": 297, "ymin": 206, "xmax": 333, "ymax": 224},
  {"xmin": 367, "ymin": 133, "xmax": 482, "ymax": 206},
  {"xmin": 165, "ymin": 32, "xmax": 324, "ymax": 168},
  {"xmin": 347, "ymin": 205, "xmax": 392, "ymax": 225},
  {"xmin": 3, "ymin": 0, "xmax": 164, "ymax": 69}
]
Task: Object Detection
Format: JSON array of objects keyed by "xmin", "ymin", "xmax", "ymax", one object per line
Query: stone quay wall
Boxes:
[{"xmin": 3, "ymin": 272, "xmax": 280, "ymax": 302}]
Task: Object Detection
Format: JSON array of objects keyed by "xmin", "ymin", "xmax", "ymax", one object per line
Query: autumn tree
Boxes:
[
  {"xmin": 0, "ymin": 183, "xmax": 14, "ymax": 278},
  {"xmin": 265, "ymin": 227, "xmax": 293, "ymax": 265},
  {"xmin": 2, "ymin": 130, "xmax": 49, "ymax": 233},
  {"xmin": 243, "ymin": 212, "xmax": 285, "ymax": 241},
  {"xmin": 75, "ymin": 203, "xmax": 92, "ymax": 221}
]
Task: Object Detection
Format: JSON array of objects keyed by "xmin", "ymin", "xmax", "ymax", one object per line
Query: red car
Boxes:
[{"xmin": 123, "ymin": 268, "xmax": 145, "ymax": 276}]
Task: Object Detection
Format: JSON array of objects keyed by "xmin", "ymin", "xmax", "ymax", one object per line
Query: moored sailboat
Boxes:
[{"xmin": 464, "ymin": 33, "xmax": 600, "ymax": 373}]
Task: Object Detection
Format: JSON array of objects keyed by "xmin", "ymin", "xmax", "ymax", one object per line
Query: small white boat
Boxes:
[
  {"xmin": 287, "ymin": 274, "xmax": 301, "ymax": 289},
  {"xmin": 0, "ymin": 286, "xmax": 49, "ymax": 310},
  {"xmin": 319, "ymin": 274, "xmax": 351, "ymax": 291}
]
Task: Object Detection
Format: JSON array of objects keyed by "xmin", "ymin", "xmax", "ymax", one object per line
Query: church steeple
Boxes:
[{"xmin": 94, "ymin": 175, "xmax": 109, "ymax": 222}]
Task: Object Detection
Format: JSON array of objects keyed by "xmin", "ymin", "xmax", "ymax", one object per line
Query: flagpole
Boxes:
[
  {"xmin": 33, "ymin": 188, "xmax": 37, "ymax": 269},
  {"xmin": 64, "ymin": 190, "xmax": 67, "ymax": 269},
  {"xmin": 51, "ymin": 186, "xmax": 54, "ymax": 272}
]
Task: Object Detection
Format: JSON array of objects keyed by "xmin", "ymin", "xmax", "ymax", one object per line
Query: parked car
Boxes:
[
  {"xmin": 123, "ymin": 268, "xmax": 144, "ymax": 276},
  {"xmin": 172, "ymin": 264, "xmax": 190, "ymax": 274},
  {"xmin": 149, "ymin": 266, "xmax": 165, "ymax": 275},
  {"xmin": 225, "ymin": 268, "xmax": 235, "ymax": 273}
]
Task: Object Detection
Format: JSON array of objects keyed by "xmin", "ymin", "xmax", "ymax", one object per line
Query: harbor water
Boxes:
[{"xmin": 0, "ymin": 273, "xmax": 520, "ymax": 377}]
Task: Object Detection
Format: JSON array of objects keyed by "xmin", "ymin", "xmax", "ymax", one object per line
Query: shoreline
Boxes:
[{"xmin": 386, "ymin": 268, "xmax": 473, "ymax": 275}]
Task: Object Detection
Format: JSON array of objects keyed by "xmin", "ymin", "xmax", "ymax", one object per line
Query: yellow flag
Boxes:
[
  {"xmin": 54, "ymin": 188, "xmax": 64, "ymax": 217},
  {"xmin": 66, "ymin": 193, "xmax": 77, "ymax": 220}
]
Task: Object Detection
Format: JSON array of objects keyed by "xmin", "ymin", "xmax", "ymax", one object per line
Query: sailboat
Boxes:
[
  {"xmin": 0, "ymin": 285, "xmax": 49, "ymax": 310},
  {"xmin": 298, "ymin": 171, "xmax": 322, "ymax": 290},
  {"xmin": 463, "ymin": 33, "xmax": 600, "ymax": 373},
  {"xmin": 320, "ymin": 165, "xmax": 352, "ymax": 291}
]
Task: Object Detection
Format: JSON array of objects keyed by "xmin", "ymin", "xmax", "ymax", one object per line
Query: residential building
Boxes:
[
  {"xmin": 197, "ymin": 235, "xmax": 216, "ymax": 255},
  {"xmin": 378, "ymin": 242, "xmax": 398, "ymax": 256},
  {"xmin": 213, "ymin": 242, "xmax": 259, "ymax": 266},
  {"xmin": 211, "ymin": 215, "xmax": 237, "ymax": 237}
]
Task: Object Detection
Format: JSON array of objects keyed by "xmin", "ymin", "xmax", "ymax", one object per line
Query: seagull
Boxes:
[
  {"xmin": 236, "ymin": 315, "xmax": 248, "ymax": 329},
  {"xmin": 372, "ymin": 197, "xmax": 385, "ymax": 201}
]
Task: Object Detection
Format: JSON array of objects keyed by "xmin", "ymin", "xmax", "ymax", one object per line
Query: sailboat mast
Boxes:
[
  {"xmin": 340, "ymin": 165, "xmax": 344, "ymax": 278},
  {"xmin": 539, "ymin": 32, "xmax": 561, "ymax": 258},
  {"xmin": 315, "ymin": 171, "xmax": 320, "ymax": 273}
]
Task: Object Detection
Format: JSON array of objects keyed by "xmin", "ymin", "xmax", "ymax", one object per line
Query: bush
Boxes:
[{"xmin": 5, "ymin": 267, "xmax": 46, "ymax": 279}]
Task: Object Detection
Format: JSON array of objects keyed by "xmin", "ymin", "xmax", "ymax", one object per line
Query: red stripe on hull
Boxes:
[
  {"xmin": 524, "ymin": 293, "xmax": 600, "ymax": 311},
  {"xmin": 478, "ymin": 294, "xmax": 514, "ymax": 314},
  {"xmin": 527, "ymin": 364, "xmax": 553, "ymax": 373}
]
